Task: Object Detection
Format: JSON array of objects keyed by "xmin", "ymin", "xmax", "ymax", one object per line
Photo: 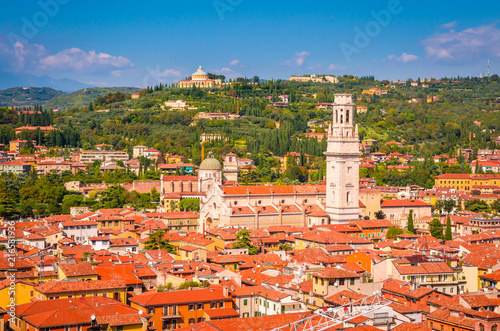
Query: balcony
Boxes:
[{"xmin": 373, "ymin": 317, "xmax": 394, "ymax": 325}]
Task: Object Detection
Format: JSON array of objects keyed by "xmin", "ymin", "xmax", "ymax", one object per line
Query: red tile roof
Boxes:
[
  {"xmin": 35, "ymin": 279, "xmax": 126, "ymax": 294},
  {"xmin": 130, "ymin": 288, "xmax": 231, "ymax": 306}
]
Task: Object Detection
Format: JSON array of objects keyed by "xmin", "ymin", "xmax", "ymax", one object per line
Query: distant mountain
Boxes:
[
  {"xmin": 0, "ymin": 71, "xmax": 91, "ymax": 92},
  {"xmin": 46, "ymin": 87, "xmax": 141, "ymax": 110},
  {"xmin": 0, "ymin": 87, "xmax": 66, "ymax": 107}
]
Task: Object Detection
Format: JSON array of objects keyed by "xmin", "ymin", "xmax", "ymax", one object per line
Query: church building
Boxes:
[
  {"xmin": 178, "ymin": 66, "xmax": 222, "ymax": 88},
  {"xmin": 198, "ymin": 94, "xmax": 362, "ymax": 232}
]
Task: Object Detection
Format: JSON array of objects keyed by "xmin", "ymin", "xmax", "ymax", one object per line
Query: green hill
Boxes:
[
  {"xmin": 0, "ymin": 87, "xmax": 65, "ymax": 107},
  {"xmin": 46, "ymin": 87, "xmax": 140, "ymax": 110}
]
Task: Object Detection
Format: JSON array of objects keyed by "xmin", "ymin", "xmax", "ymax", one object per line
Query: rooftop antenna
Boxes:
[{"xmin": 487, "ymin": 59, "xmax": 491, "ymax": 78}]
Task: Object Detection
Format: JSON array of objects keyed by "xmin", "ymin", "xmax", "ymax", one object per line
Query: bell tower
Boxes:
[{"xmin": 325, "ymin": 94, "xmax": 360, "ymax": 223}]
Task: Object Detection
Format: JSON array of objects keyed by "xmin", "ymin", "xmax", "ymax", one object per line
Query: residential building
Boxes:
[
  {"xmin": 0, "ymin": 161, "xmax": 31, "ymax": 174},
  {"xmin": 34, "ymin": 279, "xmax": 127, "ymax": 303},
  {"xmin": 79, "ymin": 150, "xmax": 129, "ymax": 163},
  {"xmin": 10, "ymin": 297, "xmax": 150, "ymax": 331},
  {"xmin": 129, "ymin": 287, "xmax": 237, "ymax": 330},
  {"xmin": 9, "ymin": 140, "xmax": 26, "ymax": 152}
]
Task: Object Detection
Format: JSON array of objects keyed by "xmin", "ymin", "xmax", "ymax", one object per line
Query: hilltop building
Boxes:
[
  {"xmin": 290, "ymin": 74, "xmax": 338, "ymax": 83},
  {"xmin": 178, "ymin": 66, "xmax": 222, "ymax": 88}
]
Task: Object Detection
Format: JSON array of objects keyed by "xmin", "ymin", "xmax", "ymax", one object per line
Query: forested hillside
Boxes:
[{"xmin": 0, "ymin": 87, "xmax": 65, "ymax": 107}]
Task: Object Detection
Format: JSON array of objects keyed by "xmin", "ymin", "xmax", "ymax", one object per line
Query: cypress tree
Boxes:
[
  {"xmin": 444, "ymin": 215, "xmax": 453, "ymax": 241},
  {"xmin": 407, "ymin": 209, "xmax": 415, "ymax": 234}
]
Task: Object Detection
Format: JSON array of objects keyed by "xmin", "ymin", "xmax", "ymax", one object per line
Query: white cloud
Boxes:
[
  {"xmin": 329, "ymin": 64, "xmax": 346, "ymax": 70},
  {"xmin": 283, "ymin": 51, "xmax": 310, "ymax": 67},
  {"xmin": 0, "ymin": 36, "xmax": 134, "ymax": 76},
  {"xmin": 211, "ymin": 67, "xmax": 239, "ymax": 78},
  {"xmin": 422, "ymin": 23, "xmax": 500, "ymax": 62},
  {"xmin": 441, "ymin": 21, "xmax": 457, "ymax": 29},
  {"xmin": 229, "ymin": 59, "xmax": 240, "ymax": 66},
  {"xmin": 153, "ymin": 68, "xmax": 182, "ymax": 79},
  {"xmin": 387, "ymin": 52, "xmax": 419, "ymax": 63},
  {"xmin": 39, "ymin": 48, "xmax": 133, "ymax": 73}
]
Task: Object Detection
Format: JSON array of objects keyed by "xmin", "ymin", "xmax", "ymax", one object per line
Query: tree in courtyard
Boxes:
[
  {"xmin": 179, "ymin": 198, "xmax": 200, "ymax": 212},
  {"xmin": 386, "ymin": 226, "xmax": 404, "ymax": 240},
  {"xmin": 491, "ymin": 199, "xmax": 500, "ymax": 214},
  {"xmin": 443, "ymin": 199, "xmax": 456, "ymax": 214},
  {"xmin": 144, "ymin": 230, "xmax": 175, "ymax": 253},
  {"xmin": 429, "ymin": 218, "xmax": 444, "ymax": 240},
  {"xmin": 232, "ymin": 229, "xmax": 258, "ymax": 255},
  {"xmin": 279, "ymin": 243, "xmax": 294, "ymax": 251},
  {"xmin": 374, "ymin": 210, "xmax": 386, "ymax": 220}
]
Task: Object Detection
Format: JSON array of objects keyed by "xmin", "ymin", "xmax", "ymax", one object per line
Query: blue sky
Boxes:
[{"xmin": 1, "ymin": 0, "xmax": 499, "ymax": 87}]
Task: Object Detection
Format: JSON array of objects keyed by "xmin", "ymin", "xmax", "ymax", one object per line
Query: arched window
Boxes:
[
  {"xmin": 335, "ymin": 110, "xmax": 338, "ymax": 123},
  {"xmin": 492, "ymin": 324, "xmax": 497, "ymax": 331},
  {"xmin": 346, "ymin": 109, "xmax": 350, "ymax": 123},
  {"xmin": 346, "ymin": 191, "xmax": 351, "ymax": 203},
  {"xmin": 340, "ymin": 114, "xmax": 343, "ymax": 124},
  {"xmin": 480, "ymin": 323, "xmax": 485, "ymax": 331}
]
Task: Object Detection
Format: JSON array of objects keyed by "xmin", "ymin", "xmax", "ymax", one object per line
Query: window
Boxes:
[
  {"xmin": 117, "ymin": 327, "xmax": 123, "ymax": 331},
  {"xmin": 197, "ymin": 318, "xmax": 205, "ymax": 323},
  {"xmin": 243, "ymin": 312, "xmax": 249, "ymax": 318},
  {"xmin": 188, "ymin": 304, "xmax": 195, "ymax": 311},
  {"xmin": 148, "ymin": 307, "xmax": 154, "ymax": 314},
  {"xmin": 163, "ymin": 321, "xmax": 170, "ymax": 330},
  {"xmin": 210, "ymin": 302, "xmax": 217, "ymax": 309},
  {"xmin": 29, "ymin": 290, "xmax": 34, "ymax": 297},
  {"xmin": 350, "ymin": 278, "xmax": 355, "ymax": 285},
  {"xmin": 492, "ymin": 325, "xmax": 497, "ymax": 331},
  {"xmin": 171, "ymin": 305, "xmax": 177, "ymax": 315},
  {"xmin": 244, "ymin": 299, "xmax": 248, "ymax": 306},
  {"xmin": 197, "ymin": 303, "xmax": 203, "ymax": 310},
  {"xmin": 189, "ymin": 318, "xmax": 196, "ymax": 325},
  {"xmin": 480, "ymin": 323, "xmax": 485, "ymax": 331},
  {"xmin": 219, "ymin": 301, "xmax": 224, "ymax": 308}
]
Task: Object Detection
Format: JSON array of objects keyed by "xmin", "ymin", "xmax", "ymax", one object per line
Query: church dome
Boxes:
[
  {"xmin": 192, "ymin": 65, "xmax": 209, "ymax": 81},
  {"xmin": 199, "ymin": 152, "xmax": 221, "ymax": 170}
]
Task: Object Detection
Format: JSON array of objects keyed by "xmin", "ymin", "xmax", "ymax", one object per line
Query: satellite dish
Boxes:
[
  {"xmin": 334, "ymin": 282, "xmax": 338, "ymax": 287},
  {"xmin": 139, "ymin": 310, "xmax": 143, "ymax": 315},
  {"xmin": 91, "ymin": 315, "xmax": 96, "ymax": 321}
]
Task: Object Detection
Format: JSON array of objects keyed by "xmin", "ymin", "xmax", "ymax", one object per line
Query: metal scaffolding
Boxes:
[{"xmin": 271, "ymin": 292, "xmax": 392, "ymax": 331}]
